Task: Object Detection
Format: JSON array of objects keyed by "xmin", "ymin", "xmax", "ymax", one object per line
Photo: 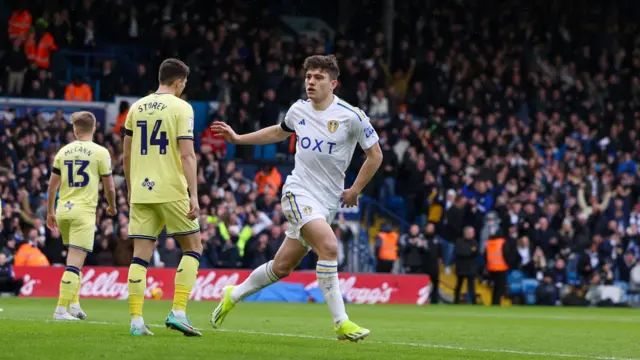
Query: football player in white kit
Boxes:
[{"xmin": 209, "ymin": 55, "xmax": 382, "ymax": 341}]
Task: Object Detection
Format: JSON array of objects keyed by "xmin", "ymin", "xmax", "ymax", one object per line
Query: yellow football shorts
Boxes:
[
  {"xmin": 128, "ymin": 199, "xmax": 200, "ymax": 240},
  {"xmin": 56, "ymin": 205, "xmax": 96, "ymax": 252}
]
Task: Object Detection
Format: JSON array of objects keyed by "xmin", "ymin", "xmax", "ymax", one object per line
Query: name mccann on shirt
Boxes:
[
  {"xmin": 64, "ymin": 145, "xmax": 93, "ymax": 157},
  {"xmin": 137, "ymin": 101, "xmax": 168, "ymax": 112}
]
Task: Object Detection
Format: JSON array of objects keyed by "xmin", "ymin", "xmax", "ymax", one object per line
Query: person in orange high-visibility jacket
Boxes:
[
  {"xmin": 14, "ymin": 242, "xmax": 50, "ymax": 267},
  {"xmin": 485, "ymin": 235, "xmax": 510, "ymax": 305},
  {"xmin": 25, "ymin": 32, "xmax": 37, "ymax": 62},
  {"xmin": 35, "ymin": 31, "xmax": 57, "ymax": 69},
  {"xmin": 64, "ymin": 76, "xmax": 93, "ymax": 102},
  {"xmin": 376, "ymin": 225, "xmax": 399, "ymax": 273},
  {"xmin": 254, "ymin": 164, "xmax": 282, "ymax": 197},
  {"xmin": 8, "ymin": 8, "xmax": 32, "ymax": 45}
]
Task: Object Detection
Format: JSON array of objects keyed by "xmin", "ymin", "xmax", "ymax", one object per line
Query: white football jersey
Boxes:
[{"xmin": 280, "ymin": 95, "xmax": 379, "ymax": 210}]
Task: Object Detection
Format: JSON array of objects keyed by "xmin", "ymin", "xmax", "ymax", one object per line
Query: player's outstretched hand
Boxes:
[
  {"xmin": 107, "ymin": 205, "xmax": 117, "ymax": 216},
  {"xmin": 210, "ymin": 121, "xmax": 239, "ymax": 144},
  {"xmin": 340, "ymin": 188, "xmax": 359, "ymax": 208},
  {"xmin": 187, "ymin": 196, "xmax": 199, "ymax": 220},
  {"xmin": 46, "ymin": 213, "xmax": 57, "ymax": 232}
]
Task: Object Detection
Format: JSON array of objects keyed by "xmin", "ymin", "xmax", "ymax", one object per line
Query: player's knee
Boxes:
[
  {"xmin": 271, "ymin": 259, "xmax": 293, "ymax": 279},
  {"xmin": 315, "ymin": 240, "xmax": 338, "ymax": 260}
]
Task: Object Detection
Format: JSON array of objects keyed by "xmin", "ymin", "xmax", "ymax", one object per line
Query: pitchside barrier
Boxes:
[{"xmin": 13, "ymin": 267, "xmax": 433, "ymax": 305}]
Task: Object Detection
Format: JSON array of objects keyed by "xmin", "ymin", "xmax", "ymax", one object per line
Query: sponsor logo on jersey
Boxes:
[
  {"xmin": 142, "ymin": 178, "xmax": 155, "ymax": 191},
  {"xmin": 364, "ymin": 125, "xmax": 376, "ymax": 138},
  {"xmin": 303, "ymin": 206, "xmax": 313, "ymax": 215},
  {"xmin": 297, "ymin": 136, "xmax": 338, "ymax": 154},
  {"xmin": 298, "ymin": 119, "xmax": 305, "ymax": 125},
  {"xmin": 64, "ymin": 201, "xmax": 74, "ymax": 211},
  {"xmin": 327, "ymin": 120, "xmax": 339, "ymax": 133}
]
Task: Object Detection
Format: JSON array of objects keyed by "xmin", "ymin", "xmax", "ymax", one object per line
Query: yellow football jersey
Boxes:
[
  {"xmin": 125, "ymin": 93, "xmax": 195, "ymax": 204},
  {"xmin": 53, "ymin": 141, "xmax": 112, "ymax": 212}
]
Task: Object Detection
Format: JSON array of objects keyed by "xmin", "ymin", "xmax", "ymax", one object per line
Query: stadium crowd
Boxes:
[{"xmin": 1, "ymin": 0, "xmax": 640, "ymax": 305}]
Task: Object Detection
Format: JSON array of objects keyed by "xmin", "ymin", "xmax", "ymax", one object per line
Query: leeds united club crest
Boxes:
[{"xmin": 327, "ymin": 120, "xmax": 339, "ymax": 133}]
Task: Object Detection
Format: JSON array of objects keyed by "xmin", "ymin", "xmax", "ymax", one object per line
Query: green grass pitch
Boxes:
[{"xmin": 1, "ymin": 298, "xmax": 638, "ymax": 360}]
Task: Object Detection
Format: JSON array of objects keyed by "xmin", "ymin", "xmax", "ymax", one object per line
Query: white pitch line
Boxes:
[{"xmin": 37, "ymin": 319, "xmax": 639, "ymax": 360}]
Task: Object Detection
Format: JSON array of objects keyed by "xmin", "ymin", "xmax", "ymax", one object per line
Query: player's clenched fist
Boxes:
[
  {"xmin": 340, "ymin": 188, "xmax": 359, "ymax": 208},
  {"xmin": 210, "ymin": 121, "xmax": 239, "ymax": 144}
]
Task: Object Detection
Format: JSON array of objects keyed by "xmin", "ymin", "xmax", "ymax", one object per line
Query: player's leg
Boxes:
[
  {"xmin": 127, "ymin": 203, "xmax": 161, "ymax": 336},
  {"xmin": 67, "ymin": 215, "xmax": 95, "ymax": 319},
  {"xmin": 164, "ymin": 199, "xmax": 203, "ymax": 336},
  {"xmin": 301, "ymin": 219, "xmax": 370, "ymax": 342},
  {"xmin": 54, "ymin": 217, "xmax": 89, "ymax": 321},
  {"xmin": 211, "ymin": 237, "xmax": 308, "ymax": 329}
]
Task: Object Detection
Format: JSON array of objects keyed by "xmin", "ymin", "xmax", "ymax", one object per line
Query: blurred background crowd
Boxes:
[{"xmin": 1, "ymin": 0, "xmax": 640, "ymax": 306}]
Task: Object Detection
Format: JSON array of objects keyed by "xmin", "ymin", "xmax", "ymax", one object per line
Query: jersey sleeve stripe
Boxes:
[
  {"xmin": 280, "ymin": 122, "xmax": 294, "ymax": 133},
  {"xmin": 124, "ymin": 129, "xmax": 133, "ymax": 136},
  {"xmin": 337, "ymin": 102, "xmax": 363, "ymax": 122},
  {"xmin": 101, "ymin": 172, "xmax": 112, "ymax": 177},
  {"xmin": 52, "ymin": 167, "xmax": 61, "ymax": 175},
  {"xmin": 177, "ymin": 136, "xmax": 194, "ymax": 140}
]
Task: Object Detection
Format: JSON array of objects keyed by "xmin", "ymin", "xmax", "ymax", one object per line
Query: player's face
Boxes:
[{"xmin": 305, "ymin": 69, "xmax": 337, "ymax": 102}]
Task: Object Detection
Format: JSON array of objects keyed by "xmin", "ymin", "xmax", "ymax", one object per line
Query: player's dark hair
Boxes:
[
  {"xmin": 71, "ymin": 111, "xmax": 96, "ymax": 133},
  {"xmin": 303, "ymin": 55, "xmax": 340, "ymax": 80},
  {"xmin": 158, "ymin": 58, "xmax": 190, "ymax": 85}
]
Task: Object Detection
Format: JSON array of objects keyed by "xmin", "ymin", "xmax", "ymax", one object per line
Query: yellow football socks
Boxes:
[
  {"xmin": 71, "ymin": 271, "xmax": 82, "ymax": 305},
  {"xmin": 172, "ymin": 251, "xmax": 201, "ymax": 312},
  {"xmin": 57, "ymin": 266, "xmax": 80, "ymax": 308},
  {"xmin": 128, "ymin": 257, "xmax": 149, "ymax": 319}
]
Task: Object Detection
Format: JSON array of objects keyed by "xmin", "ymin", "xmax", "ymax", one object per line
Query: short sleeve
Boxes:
[
  {"xmin": 124, "ymin": 108, "xmax": 134, "ymax": 136},
  {"xmin": 177, "ymin": 103, "xmax": 195, "ymax": 140},
  {"xmin": 52, "ymin": 152, "xmax": 62, "ymax": 175},
  {"xmin": 351, "ymin": 108, "xmax": 379, "ymax": 150},
  {"xmin": 279, "ymin": 105, "xmax": 295, "ymax": 133},
  {"xmin": 99, "ymin": 149, "xmax": 112, "ymax": 176}
]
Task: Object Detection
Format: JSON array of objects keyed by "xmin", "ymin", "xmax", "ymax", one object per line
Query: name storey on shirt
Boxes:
[{"xmin": 137, "ymin": 101, "xmax": 168, "ymax": 112}]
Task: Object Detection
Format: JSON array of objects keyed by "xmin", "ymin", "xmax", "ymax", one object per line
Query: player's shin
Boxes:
[
  {"xmin": 71, "ymin": 271, "xmax": 82, "ymax": 306},
  {"xmin": 316, "ymin": 260, "xmax": 348, "ymax": 327},
  {"xmin": 230, "ymin": 260, "xmax": 280, "ymax": 302},
  {"xmin": 56, "ymin": 266, "xmax": 80, "ymax": 314},
  {"xmin": 172, "ymin": 251, "xmax": 200, "ymax": 316},
  {"xmin": 128, "ymin": 257, "xmax": 148, "ymax": 326}
]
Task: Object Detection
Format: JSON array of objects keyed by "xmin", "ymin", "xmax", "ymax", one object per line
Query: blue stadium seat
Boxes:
[
  {"xmin": 226, "ymin": 143, "xmax": 236, "ymax": 160},
  {"xmin": 508, "ymin": 270, "xmax": 525, "ymax": 296},
  {"xmin": 262, "ymin": 144, "xmax": 276, "ymax": 161},
  {"xmin": 253, "ymin": 144, "xmax": 263, "ymax": 160},
  {"xmin": 522, "ymin": 279, "xmax": 538, "ymax": 293},
  {"xmin": 385, "ymin": 196, "xmax": 405, "ymax": 218}
]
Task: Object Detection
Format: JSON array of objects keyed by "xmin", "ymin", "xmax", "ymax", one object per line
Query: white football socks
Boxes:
[
  {"xmin": 316, "ymin": 260, "xmax": 348, "ymax": 327},
  {"xmin": 131, "ymin": 316, "xmax": 145, "ymax": 328},
  {"xmin": 231, "ymin": 260, "xmax": 280, "ymax": 302}
]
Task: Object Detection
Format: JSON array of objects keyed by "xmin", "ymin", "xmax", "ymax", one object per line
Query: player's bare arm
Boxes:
[
  {"xmin": 210, "ymin": 122, "xmax": 291, "ymax": 145},
  {"xmin": 46, "ymin": 171, "xmax": 61, "ymax": 231},
  {"xmin": 179, "ymin": 138, "xmax": 199, "ymax": 220},
  {"xmin": 123, "ymin": 135, "xmax": 132, "ymax": 204},
  {"xmin": 341, "ymin": 142, "xmax": 383, "ymax": 208},
  {"xmin": 101, "ymin": 174, "xmax": 117, "ymax": 216}
]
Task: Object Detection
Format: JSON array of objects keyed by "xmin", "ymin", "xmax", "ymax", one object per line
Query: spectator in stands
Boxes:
[
  {"xmin": 454, "ymin": 226, "xmax": 478, "ymax": 305},
  {"xmin": 0, "ymin": 253, "xmax": 23, "ymax": 296},
  {"xmin": 159, "ymin": 237, "xmax": 182, "ymax": 268},
  {"xmin": 400, "ymin": 224, "xmax": 426, "ymax": 274},
  {"xmin": 8, "ymin": 6, "xmax": 32, "ymax": 46},
  {"xmin": 64, "ymin": 76, "xmax": 93, "ymax": 102},
  {"xmin": 6, "ymin": 40, "xmax": 28, "ymax": 96},
  {"xmin": 535, "ymin": 271, "xmax": 558, "ymax": 306}
]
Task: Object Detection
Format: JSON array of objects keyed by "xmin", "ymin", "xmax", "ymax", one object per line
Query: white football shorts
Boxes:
[{"xmin": 281, "ymin": 190, "xmax": 338, "ymax": 251}]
